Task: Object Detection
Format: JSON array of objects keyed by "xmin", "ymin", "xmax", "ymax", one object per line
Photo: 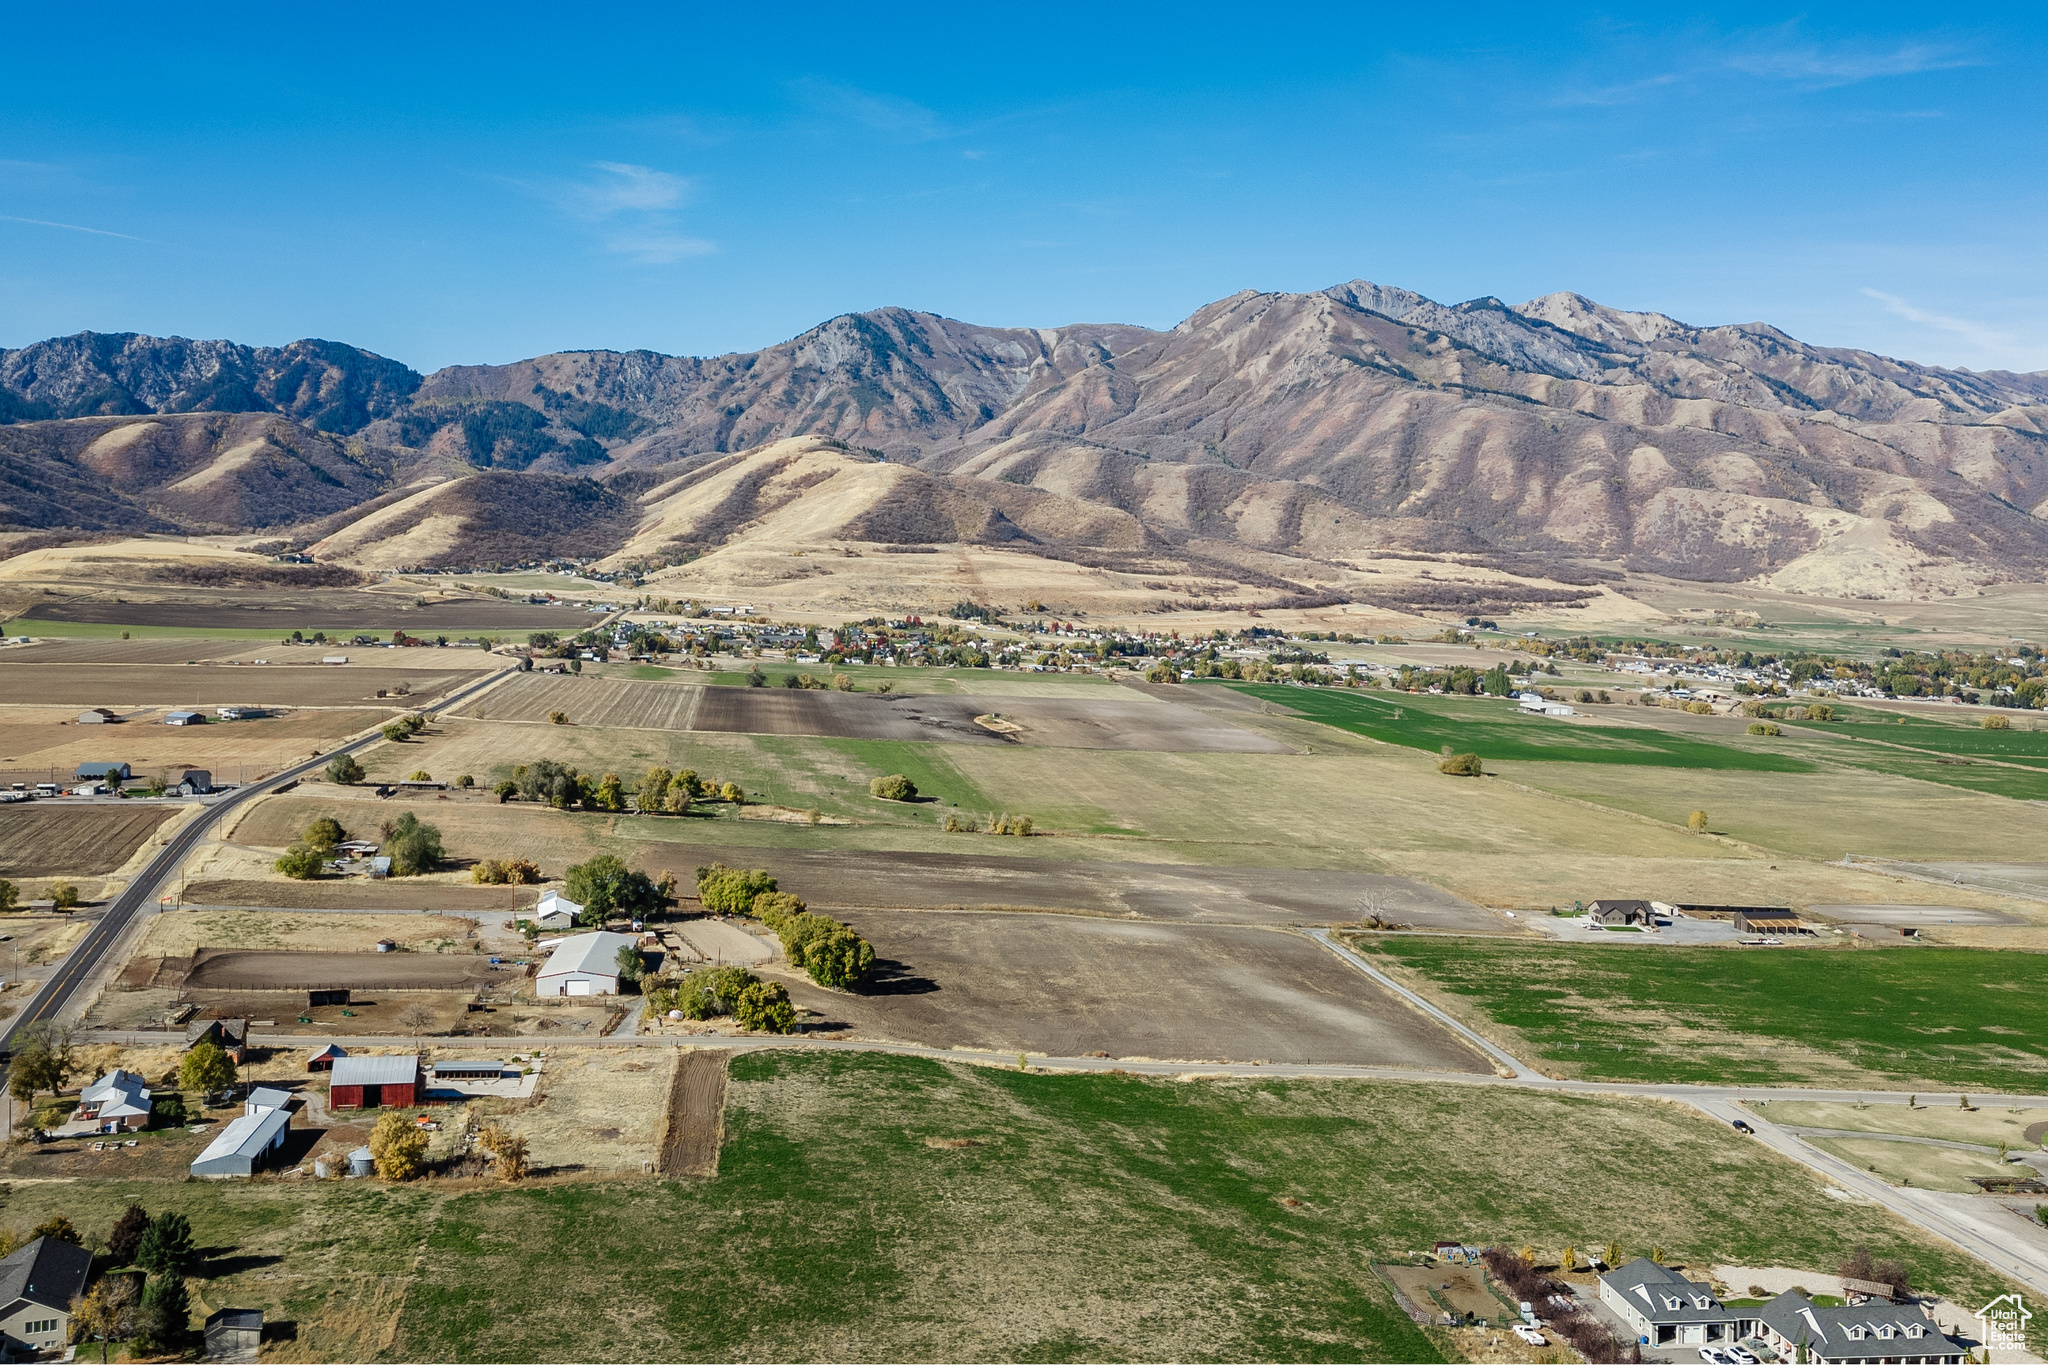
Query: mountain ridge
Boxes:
[{"xmin": 5, "ymin": 281, "xmax": 2046, "ymax": 600}]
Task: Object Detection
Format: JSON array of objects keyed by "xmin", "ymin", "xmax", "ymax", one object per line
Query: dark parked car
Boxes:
[{"xmin": 1732, "ymin": 1119, "xmax": 1755, "ymax": 1134}]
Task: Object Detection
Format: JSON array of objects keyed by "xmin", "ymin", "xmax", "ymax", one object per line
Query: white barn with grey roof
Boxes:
[
  {"xmin": 191, "ymin": 1105, "xmax": 293, "ymax": 1177},
  {"xmin": 535, "ymin": 930, "xmax": 638, "ymax": 996}
]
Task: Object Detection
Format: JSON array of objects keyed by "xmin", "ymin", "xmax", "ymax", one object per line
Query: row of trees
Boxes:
[
  {"xmin": 565, "ymin": 854, "xmax": 670, "ymax": 923},
  {"xmin": 694, "ymin": 866, "xmax": 877, "ymax": 990},
  {"xmin": 493, "ymin": 760, "xmax": 743, "ymax": 812},
  {"xmin": 0, "ymin": 879, "xmax": 81, "ymax": 912}
]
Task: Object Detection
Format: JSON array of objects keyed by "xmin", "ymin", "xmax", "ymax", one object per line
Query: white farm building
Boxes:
[{"xmin": 535, "ymin": 930, "xmax": 638, "ymax": 997}]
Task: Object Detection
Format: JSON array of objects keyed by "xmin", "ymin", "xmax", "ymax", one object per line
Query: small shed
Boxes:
[
  {"xmin": 245, "ymin": 1087, "xmax": 292, "ymax": 1116},
  {"xmin": 75, "ymin": 761, "xmax": 131, "ymax": 782},
  {"xmin": 204, "ymin": 1307, "xmax": 263, "ymax": 1362},
  {"xmin": 75, "ymin": 708, "xmax": 118, "ymax": 724},
  {"xmin": 329, "ymin": 1054, "xmax": 421, "ymax": 1109},
  {"xmin": 431, "ymin": 1058, "xmax": 507, "ymax": 1082},
  {"xmin": 190, "ymin": 1105, "xmax": 292, "ymax": 1178},
  {"xmin": 368, "ymin": 857, "xmax": 391, "ymax": 879},
  {"xmin": 533, "ymin": 889, "xmax": 583, "ymax": 931},
  {"xmin": 308, "ymin": 987, "xmax": 350, "ymax": 1007},
  {"xmin": 1731, "ymin": 907, "xmax": 1804, "ymax": 935},
  {"xmin": 307, "ymin": 1044, "xmax": 347, "ymax": 1072},
  {"xmin": 166, "ymin": 710, "xmax": 205, "ymax": 727}
]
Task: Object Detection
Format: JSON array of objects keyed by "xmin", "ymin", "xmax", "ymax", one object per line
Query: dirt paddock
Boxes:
[
  {"xmin": 449, "ymin": 674, "xmax": 1286, "ymax": 752},
  {"xmin": 776, "ymin": 910, "xmax": 1494, "ymax": 1069},
  {"xmin": 640, "ymin": 840, "xmax": 1494, "ymax": 928},
  {"xmin": 656, "ymin": 1049, "xmax": 729, "ymax": 1177},
  {"xmin": 178, "ymin": 878, "xmax": 539, "ymax": 912},
  {"xmin": 0, "ymin": 803, "xmax": 183, "ymax": 876},
  {"xmin": 179, "ymin": 947, "xmax": 509, "ymax": 991}
]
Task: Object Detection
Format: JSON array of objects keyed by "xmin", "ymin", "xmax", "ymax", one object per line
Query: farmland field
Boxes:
[
  {"xmin": 0, "ymin": 662, "xmax": 489, "ymax": 707},
  {"xmin": 0, "ymin": 1051, "xmax": 2031, "ymax": 1362},
  {"xmin": 767, "ymin": 910, "xmax": 1493, "ymax": 1068},
  {"xmin": 1362, "ymin": 938, "xmax": 2048, "ymax": 1090},
  {"xmin": 0, "ymin": 706, "xmax": 396, "ymax": 791},
  {"xmin": 9, "ymin": 596, "xmax": 603, "ymax": 632},
  {"xmin": 0, "ymin": 637, "xmax": 263, "ymax": 663},
  {"xmin": 0, "ymin": 802, "xmax": 184, "ymax": 876},
  {"xmin": 1228, "ymin": 683, "xmax": 1815, "ymax": 772},
  {"xmin": 451, "ymin": 673, "xmax": 1283, "ymax": 751}
]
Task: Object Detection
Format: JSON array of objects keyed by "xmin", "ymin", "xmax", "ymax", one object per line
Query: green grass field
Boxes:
[
  {"xmin": 1365, "ymin": 939, "xmax": 2048, "ymax": 1091},
  {"xmin": 6, "ymin": 1052, "xmax": 2031, "ymax": 1362},
  {"xmin": 1228, "ymin": 684, "xmax": 1813, "ymax": 772}
]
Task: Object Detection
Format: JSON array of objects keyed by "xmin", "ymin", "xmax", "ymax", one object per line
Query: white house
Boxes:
[
  {"xmin": 533, "ymin": 889, "xmax": 584, "ymax": 932},
  {"xmin": 80, "ymin": 1070, "xmax": 153, "ymax": 1131},
  {"xmin": 535, "ymin": 930, "xmax": 638, "ymax": 997},
  {"xmin": 1518, "ymin": 691, "xmax": 1576, "ymax": 717}
]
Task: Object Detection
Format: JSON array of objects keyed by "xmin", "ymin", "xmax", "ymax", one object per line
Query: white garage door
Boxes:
[{"xmin": 566, "ymin": 979, "xmax": 593, "ymax": 996}]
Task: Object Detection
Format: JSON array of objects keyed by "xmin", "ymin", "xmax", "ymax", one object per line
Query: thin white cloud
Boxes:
[
  {"xmin": 1550, "ymin": 27, "xmax": 1980, "ymax": 107},
  {"xmin": 0, "ymin": 213, "xmax": 150, "ymax": 242},
  {"xmin": 606, "ymin": 231, "xmax": 717, "ymax": 265},
  {"xmin": 787, "ymin": 78, "xmax": 949, "ymax": 140},
  {"xmin": 1861, "ymin": 288, "xmax": 2013, "ymax": 352},
  {"xmin": 582, "ymin": 162, "xmax": 689, "ymax": 215}
]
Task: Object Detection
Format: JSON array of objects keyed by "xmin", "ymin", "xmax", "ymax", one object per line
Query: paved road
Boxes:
[{"xmin": 0, "ymin": 667, "xmax": 515, "ymax": 1055}]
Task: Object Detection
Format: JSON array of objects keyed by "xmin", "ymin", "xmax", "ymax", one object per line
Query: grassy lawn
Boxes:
[
  {"xmin": 5, "ymin": 1053, "xmax": 2038, "ymax": 1361},
  {"xmin": 1228, "ymin": 684, "xmax": 1813, "ymax": 772},
  {"xmin": 1361, "ymin": 939, "xmax": 2048, "ymax": 1091}
]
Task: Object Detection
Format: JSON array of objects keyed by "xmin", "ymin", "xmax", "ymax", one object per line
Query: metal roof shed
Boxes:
[
  {"xmin": 535, "ymin": 930, "xmax": 637, "ymax": 997},
  {"xmin": 190, "ymin": 1106, "xmax": 293, "ymax": 1178},
  {"xmin": 431, "ymin": 1059, "xmax": 506, "ymax": 1081}
]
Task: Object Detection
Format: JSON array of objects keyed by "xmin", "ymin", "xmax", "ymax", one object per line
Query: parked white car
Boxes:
[{"xmin": 1512, "ymin": 1324, "xmax": 1546, "ymax": 1346}]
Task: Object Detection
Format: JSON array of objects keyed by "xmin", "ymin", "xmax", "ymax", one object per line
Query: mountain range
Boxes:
[{"xmin": 5, "ymin": 280, "xmax": 2047, "ymax": 602}]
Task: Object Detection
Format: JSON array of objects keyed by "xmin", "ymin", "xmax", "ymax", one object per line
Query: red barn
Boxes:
[{"xmin": 328, "ymin": 1054, "xmax": 421, "ymax": 1109}]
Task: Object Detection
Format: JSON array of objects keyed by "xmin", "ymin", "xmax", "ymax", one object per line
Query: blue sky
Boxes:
[{"xmin": 3, "ymin": 4, "xmax": 2043, "ymax": 374}]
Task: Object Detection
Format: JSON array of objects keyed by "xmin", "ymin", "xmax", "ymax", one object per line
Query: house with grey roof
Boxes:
[
  {"xmin": 80, "ymin": 1068, "xmax": 154, "ymax": 1131},
  {"xmin": 1754, "ymin": 1290, "xmax": 1965, "ymax": 1364},
  {"xmin": 1597, "ymin": 1258, "xmax": 1750, "ymax": 1348},
  {"xmin": 0, "ymin": 1235, "xmax": 92, "ymax": 1357},
  {"xmin": 1587, "ymin": 900, "xmax": 1656, "ymax": 928}
]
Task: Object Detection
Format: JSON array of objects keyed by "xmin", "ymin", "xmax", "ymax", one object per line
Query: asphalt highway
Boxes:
[{"xmin": 0, "ymin": 666, "xmax": 515, "ymax": 1055}]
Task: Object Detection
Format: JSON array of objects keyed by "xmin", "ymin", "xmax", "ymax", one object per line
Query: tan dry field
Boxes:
[
  {"xmin": 179, "ymin": 878, "xmax": 539, "ymax": 911},
  {"xmin": 0, "ymin": 707, "xmax": 394, "ymax": 788},
  {"xmin": 476, "ymin": 1046, "xmax": 676, "ymax": 1175},
  {"xmin": 1, "ymin": 637, "xmax": 262, "ymax": 663},
  {"xmin": 1749, "ymin": 1099, "xmax": 2048, "ymax": 1146},
  {"xmin": 765, "ymin": 909, "xmax": 1496, "ymax": 1069},
  {"xmin": 135, "ymin": 908, "xmax": 487, "ymax": 957},
  {"xmin": 1804, "ymin": 1136, "xmax": 2016, "ymax": 1193},
  {"xmin": 0, "ymin": 802, "xmax": 183, "ymax": 876},
  {"xmin": 180, "ymin": 948, "xmax": 506, "ymax": 991},
  {"xmin": 0, "ymin": 662, "xmax": 487, "ymax": 708}
]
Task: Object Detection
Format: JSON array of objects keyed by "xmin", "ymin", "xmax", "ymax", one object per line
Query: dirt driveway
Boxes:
[{"xmin": 777, "ymin": 910, "xmax": 1494, "ymax": 1070}]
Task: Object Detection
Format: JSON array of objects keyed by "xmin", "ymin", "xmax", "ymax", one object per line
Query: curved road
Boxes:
[{"xmin": 0, "ymin": 666, "xmax": 515, "ymax": 1054}]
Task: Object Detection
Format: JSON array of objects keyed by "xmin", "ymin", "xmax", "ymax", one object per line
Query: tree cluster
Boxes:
[
  {"xmin": 644, "ymin": 965, "xmax": 796, "ymax": 1032},
  {"xmin": 752, "ymin": 891, "xmax": 876, "ymax": 990},
  {"xmin": 1479, "ymin": 1248, "xmax": 1634, "ymax": 1362},
  {"xmin": 380, "ymin": 713, "xmax": 429, "ymax": 743},
  {"xmin": 506, "ymin": 760, "xmax": 739, "ymax": 812},
  {"xmin": 565, "ymin": 854, "xmax": 668, "ymax": 923},
  {"xmin": 383, "ymin": 813, "xmax": 443, "ymax": 876},
  {"xmin": 471, "ymin": 857, "xmax": 543, "ymax": 885}
]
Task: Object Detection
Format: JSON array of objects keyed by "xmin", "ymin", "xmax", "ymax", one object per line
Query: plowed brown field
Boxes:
[{"xmin": 0, "ymin": 803, "xmax": 183, "ymax": 876}]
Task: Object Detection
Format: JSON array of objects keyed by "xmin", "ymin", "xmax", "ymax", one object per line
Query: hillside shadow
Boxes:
[{"xmin": 860, "ymin": 957, "xmax": 938, "ymax": 996}]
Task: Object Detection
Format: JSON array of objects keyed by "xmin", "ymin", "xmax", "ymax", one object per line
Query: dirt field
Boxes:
[
  {"xmin": 2, "ymin": 637, "xmax": 264, "ymax": 663},
  {"xmin": 0, "ymin": 707, "xmax": 394, "ymax": 789},
  {"xmin": 452, "ymin": 674, "xmax": 1288, "ymax": 752},
  {"xmin": 772, "ymin": 910, "xmax": 1495, "ymax": 1068},
  {"xmin": 178, "ymin": 878, "xmax": 540, "ymax": 911},
  {"xmin": 16, "ymin": 596, "xmax": 600, "ymax": 632},
  {"xmin": 656, "ymin": 1049, "xmax": 729, "ymax": 1176},
  {"xmin": 0, "ymin": 803, "xmax": 182, "ymax": 875},
  {"xmin": 641, "ymin": 840, "xmax": 1497, "ymax": 927},
  {"xmin": 181, "ymin": 948, "xmax": 507, "ymax": 991},
  {"xmin": 1380, "ymin": 1263, "xmax": 1513, "ymax": 1325},
  {"xmin": 135, "ymin": 909, "xmax": 489, "ymax": 956},
  {"xmin": 0, "ymin": 662, "xmax": 487, "ymax": 707}
]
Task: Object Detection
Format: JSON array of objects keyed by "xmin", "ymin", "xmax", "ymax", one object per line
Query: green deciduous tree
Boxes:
[
  {"xmin": 695, "ymin": 864, "xmax": 776, "ymax": 915},
  {"xmin": 614, "ymin": 943, "xmax": 645, "ymax": 989},
  {"xmin": 274, "ymin": 844, "xmax": 326, "ymax": 879},
  {"xmin": 0, "ymin": 879, "xmax": 16, "ymax": 911},
  {"xmin": 732, "ymin": 979, "xmax": 796, "ymax": 1033},
  {"xmin": 385, "ymin": 812, "xmax": 444, "ymax": 875},
  {"xmin": 179, "ymin": 1041, "xmax": 236, "ymax": 1095},
  {"xmin": 51, "ymin": 882, "xmax": 79, "ymax": 909},
  {"xmin": 566, "ymin": 854, "xmax": 661, "ymax": 922},
  {"xmin": 868, "ymin": 773, "xmax": 917, "ymax": 801},
  {"xmin": 7, "ymin": 1023, "xmax": 71, "ymax": 1101},
  {"xmin": 635, "ymin": 766, "xmax": 673, "ymax": 814},
  {"xmin": 325, "ymin": 754, "xmax": 364, "ymax": 785},
  {"xmin": 593, "ymin": 772, "xmax": 625, "ymax": 812}
]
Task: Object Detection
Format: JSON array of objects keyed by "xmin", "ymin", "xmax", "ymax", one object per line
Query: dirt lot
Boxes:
[
  {"xmin": 179, "ymin": 878, "xmax": 539, "ymax": 912},
  {"xmin": 1380, "ymin": 1263, "xmax": 1512, "ymax": 1324},
  {"xmin": 772, "ymin": 910, "xmax": 1495, "ymax": 1068},
  {"xmin": 0, "ymin": 663, "xmax": 487, "ymax": 708},
  {"xmin": 452, "ymin": 674, "xmax": 1287, "ymax": 752},
  {"xmin": 181, "ymin": 948, "xmax": 507, "ymax": 991},
  {"xmin": 656, "ymin": 1049, "xmax": 728, "ymax": 1176},
  {"xmin": 0, "ymin": 803, "xmax": 183, "ymax": 875},
  {"xmin": 642, "ymin": 840, "xmax": 1496, "ymax": 927},
  {"xmin": 136, "ymin": 909, "xmax": 488, "ymax": 956},
  {"xmin": 3, "ymin": 637, "xmax": 263, "ymax": 663}
]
